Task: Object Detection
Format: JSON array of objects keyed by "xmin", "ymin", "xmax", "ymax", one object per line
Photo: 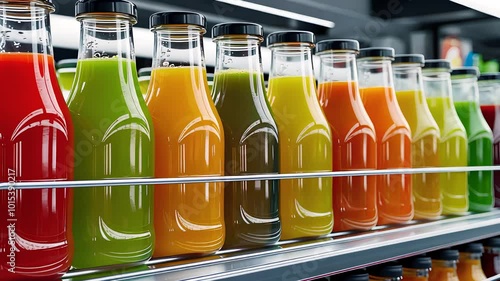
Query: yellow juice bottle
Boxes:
[
  {"xmin": 266, "ymin": 31, "xmax": 333, "ymax": 240},
  {"xmin": 423, "ymin": 60, "xmax": 468, "ymax": 215},
  {"xmin": 393, "ymin": 54, "xmax": 441, "ymax": 220}
]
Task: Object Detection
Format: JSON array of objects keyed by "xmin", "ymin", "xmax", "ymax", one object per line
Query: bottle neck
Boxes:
[
  {"xmin": 403, "ymin": 268, "xmax": 429, "ymax": 278},
  {"xmin": 451, "ymin": 76, "xmax": 480, "ymax": 104},
  {"xmin": 459, "ymin": 252, "xmax": 483, "ymax": 262},
  {"xmin": 78, "ymin": 15, "xmax": 135, "ymax": 61},
  {"xmin": 422, "ymin": 70, "xmax": 454, "ymax": 100},
  {"xmin": 153, "ymin": 26, "xmax": 205, "ymax": 69},
  {"xmin": 478, "ymin": 80, "xmax": 500, "ymax": 105},
  {"xmin": 393, "ymin": 64, "xmax": 424, "ymax": 93},
  {"xmin": 269, "ymin": 43, "xmax": 315, "ymax": 79},
  {"xmin": 358, "ymin": 58, "xmax": 395, "ymax": 89},
  {"xmin": 0, "ymin": 2, "xmax": 54, "ymax": 55},
  {"xmin": 215, "ymin": 36, "xmax": 263, "ymax": 74},
  {"xmin": 432, "ymin": 260, "xmax": 457, "ymax": 269},
  {"xmin": 318, "ymin": 51, "xmax": 358, "ymax": 84}
]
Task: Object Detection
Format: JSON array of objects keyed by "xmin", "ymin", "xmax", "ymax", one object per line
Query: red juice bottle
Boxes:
[
  {"xmin": 0, "ymin": 0, "xmax": 74, "ymax": 280},
  {"xmin": 478, "ymin": 73, "xmax": 500, "ymax": 207}
]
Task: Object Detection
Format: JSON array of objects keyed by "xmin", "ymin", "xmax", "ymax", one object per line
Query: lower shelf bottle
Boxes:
[
  {"xmin": 482, "ymin": 237, "xmax": 500, "ymax": 277},
  {"xmin": 368, "ymin": 263, "xmax": 403, "ymax": 281},
  {"xmin": 401, "ymin": 255, "xmax": 432, "ymax": 281},
  {"xmin": 456, "ymin": 243, "xmax": 488, "ymax": 281},
  {"xmin": 429, "ymin": 249, "xmax": 460, "ymax": 281}
]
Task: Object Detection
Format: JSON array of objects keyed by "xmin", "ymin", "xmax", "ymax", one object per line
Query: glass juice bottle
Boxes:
[
  {"xmin": 316, "ymin": 39, "xmax": 377, "ymax": 231},
  {"xmin": 457, "ymin": 243, "xmax": 488, "ymax": 281},
  {"xmin": 402, "ymin": 255, "xmax": 432, "ymax": 281},
  {"xmin": 368, "ymin": 264, "xmax": 403, "ymax": 281},
  {"xmin": 0, "ymin": 0, "xmax": 73, "ymax": 279},
  {"xmin": 481, "ymin": 237, "xmax": 500, "ymax": 277},
  {"xmin": 422, "ymin": 60, "xmax": 468, "ymax": 215},
  {"xmin": 146, "ymin": 12, "xmax": 225, "ymax": 256},
  {"xmin": 478, "ymin": 73, "xmax": 500, "ymax": 207},
  {"xmin": 393, "ymin": 54, "xmax": 441, "ymax": 220},
  {"xmin": 357, "ymin": 48, "xmax": 413, "ymax": 225},
  {"xmin": 68, "ymin": 0, "xmax": 154, "ymax": 268},
  {"xmin": 266, "ymin": 31, "xmax": 333, "ymax": 240},
  {"xmin": 212, "ymin": 23, "xmax": 280, "ymax": 248},
  {"xmin": 451, "ymin": 67, "xmax": 494, "ymax": 212},
  {"xmin": 429, "ymin": 249, "xmax": 460, "ymax": 281}
]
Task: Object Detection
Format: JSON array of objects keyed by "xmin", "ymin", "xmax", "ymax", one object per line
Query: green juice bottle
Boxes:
[
  {"xmin": 211, "ymin": 23, "xmax": 281, "ymax": 248},
  {"xmin": 68, "ymin": 0, "xmax": 154, "ymax": 268},
  {"xmin": 451, "ymin": 67, "xmax": 494, "ymax": 212}
]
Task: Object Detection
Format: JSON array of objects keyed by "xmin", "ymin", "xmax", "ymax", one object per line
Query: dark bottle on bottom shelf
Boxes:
[{"xmin": 212, "ymin": 23, "xmax": 281, "ymax": 248}]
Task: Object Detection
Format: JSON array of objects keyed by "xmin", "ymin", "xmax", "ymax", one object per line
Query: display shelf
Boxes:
[{"xmin": 62, "ymin": 209, "xmax": 500, "ymax": 281}]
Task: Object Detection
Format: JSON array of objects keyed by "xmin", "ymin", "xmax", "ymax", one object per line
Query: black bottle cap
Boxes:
[
  {"xmin": 393, "ymin": 54, "xmax": 425, "ymax": 66},
  {"xmin": 56, "ymin": 59, "xmax": 78, "ymax": 69},
  {"xmin": 424, "ymin": 59, "xmax": 451, "ymax": 71},
  {"xmin": 75, "ymin": 0, "xmax": 138, "ymax": 19},
  {"xmin": 401, "ymin": 255, "xmax": 432, "ymax": 269},
  {"xmin": 430, "ymin": 249, "xmax": 460, "ymax": 261},
  {"xmin": 316, "ymin": 39, "xmax": 360, "ymax": 53},
  {"xmin": 331, "ymin": 270, "xmax": 369, "ymax": 281},
  {"xmin": 212, "ymin": 22, "xmax": 263, "ymax": 38},
  {"xmin": 451, "ymin": 67, "xmax": 479, "ymax": 77},
  {"xmin": 150, "ymin": 11, "xmax": 206, "ymax": 29},
  {"xmin": 368, "ymin": 263, "xmax": 403, "ymax": 278},
  {"xmin": 358, "ymin": 47, "xmax": 395, "ymax": 59},
  {"xmin": 138, "ymin": 67, "xmax": 152, "ymax": 77},
  {"xmin": 483, "ymin": 237, "xmax": 500, "ymax": 248},
  {"xmin": 479, "ymin": 73, "xmax": 500, "ymax": 81},
  {"xmin": 456, "ymin": 243, "xmax": 484, "ymax": 254},
  {"xmin": 267, "ymin": 31, "xmax": 315, "ymax": 46}
]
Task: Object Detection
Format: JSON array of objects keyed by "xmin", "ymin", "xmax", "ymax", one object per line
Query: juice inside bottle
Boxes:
[
  {"xmin": 423, "ymin": 60, "xmax": 468, "ymax": 215},
  {"xmin": 456, "ymin": 243, "xmax": 488, "ymax": 281},
  {"xmin": 451, "ymin": 67, "xmax": 494, "ymax": 212},
  {"xmin": 147, "ymin": 12, "xmax": 225, "ymax": 256},
  {"xmin": 68, "ymin": 2, "xmax": 154, "ymax": 268},
  {"xmin": 0, "ymin": 1, "xmax": 73, "ymax": 279},
  {"xmin": 316, "ymin": 39, "xmax": 377, "ymax": 231},
  {"xmin": 393, "ymin": 54, "xmax": 441, "ymax": 220},
  {"xmin": 478, "ymin": 73, "xmax": 500, "ymax": 207},
  {"xmin": 212, "ymin": 23, "xmax": 280, "ymax": 248},
  {"xmin": 429, "ymin": 249, "xmax": 460, "ymax": 281},
  {"xmin": 266, "ymin": 31, "xmax": 333, "ymax": 240},
  {"xmin": 357, "ymin": 48, "xmax": 413, "ymax": 225}
]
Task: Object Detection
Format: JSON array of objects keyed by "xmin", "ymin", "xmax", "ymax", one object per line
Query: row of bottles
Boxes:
[
  {"xmin": 315, "ymin": 238, "xmax": 500, "ymax": 280},
  {"xmin": 1, "ymin": 0, "xmax": 497, "ymax": 279}
]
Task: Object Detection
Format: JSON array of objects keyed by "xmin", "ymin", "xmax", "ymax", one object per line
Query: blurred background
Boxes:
[{"xmin": 51, "ymin": 0, "xmax": 500, "ymax": 73}]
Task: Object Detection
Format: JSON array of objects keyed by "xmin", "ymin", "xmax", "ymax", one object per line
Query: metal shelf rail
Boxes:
[
  {"xmin": 62, "ymin": 210, "xmax": 500, "ymax": 281},
  {"xmin": 4, "ymin": 166, "xmax": 500, "ymax": 280}
]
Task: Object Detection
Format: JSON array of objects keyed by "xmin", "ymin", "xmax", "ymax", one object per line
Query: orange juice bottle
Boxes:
[
  {"xmin": 267, "ymin": 31, "xmax": 333, "ymax": 240},
  {"xmin": 457, "ymin": 243, "xmax": 488, "ymax": 281},
  {"xmin": 357, "ymin": 48, "xmax": 413, "ymax": 225},
  {"xmin": 316, "ymin": 39, "xmax": 377, "ymax": 231},
  {"xmin": 393, "ymin": 54, "xmax": 441, "ymax": 220},
  {"xmin": 429, "ymin": 249, "xmax": 460, "ymax": 281},
  {"xmin": 146, "ymin": 12, "xmax": 225, "ymax": 257},
  {"xmin": 368, "ymin": 263, "xmax": 403, "ymax": 281},
  {"xmin": 402, "ymin": 255, "xmax": 432, "ymax": 281}
]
